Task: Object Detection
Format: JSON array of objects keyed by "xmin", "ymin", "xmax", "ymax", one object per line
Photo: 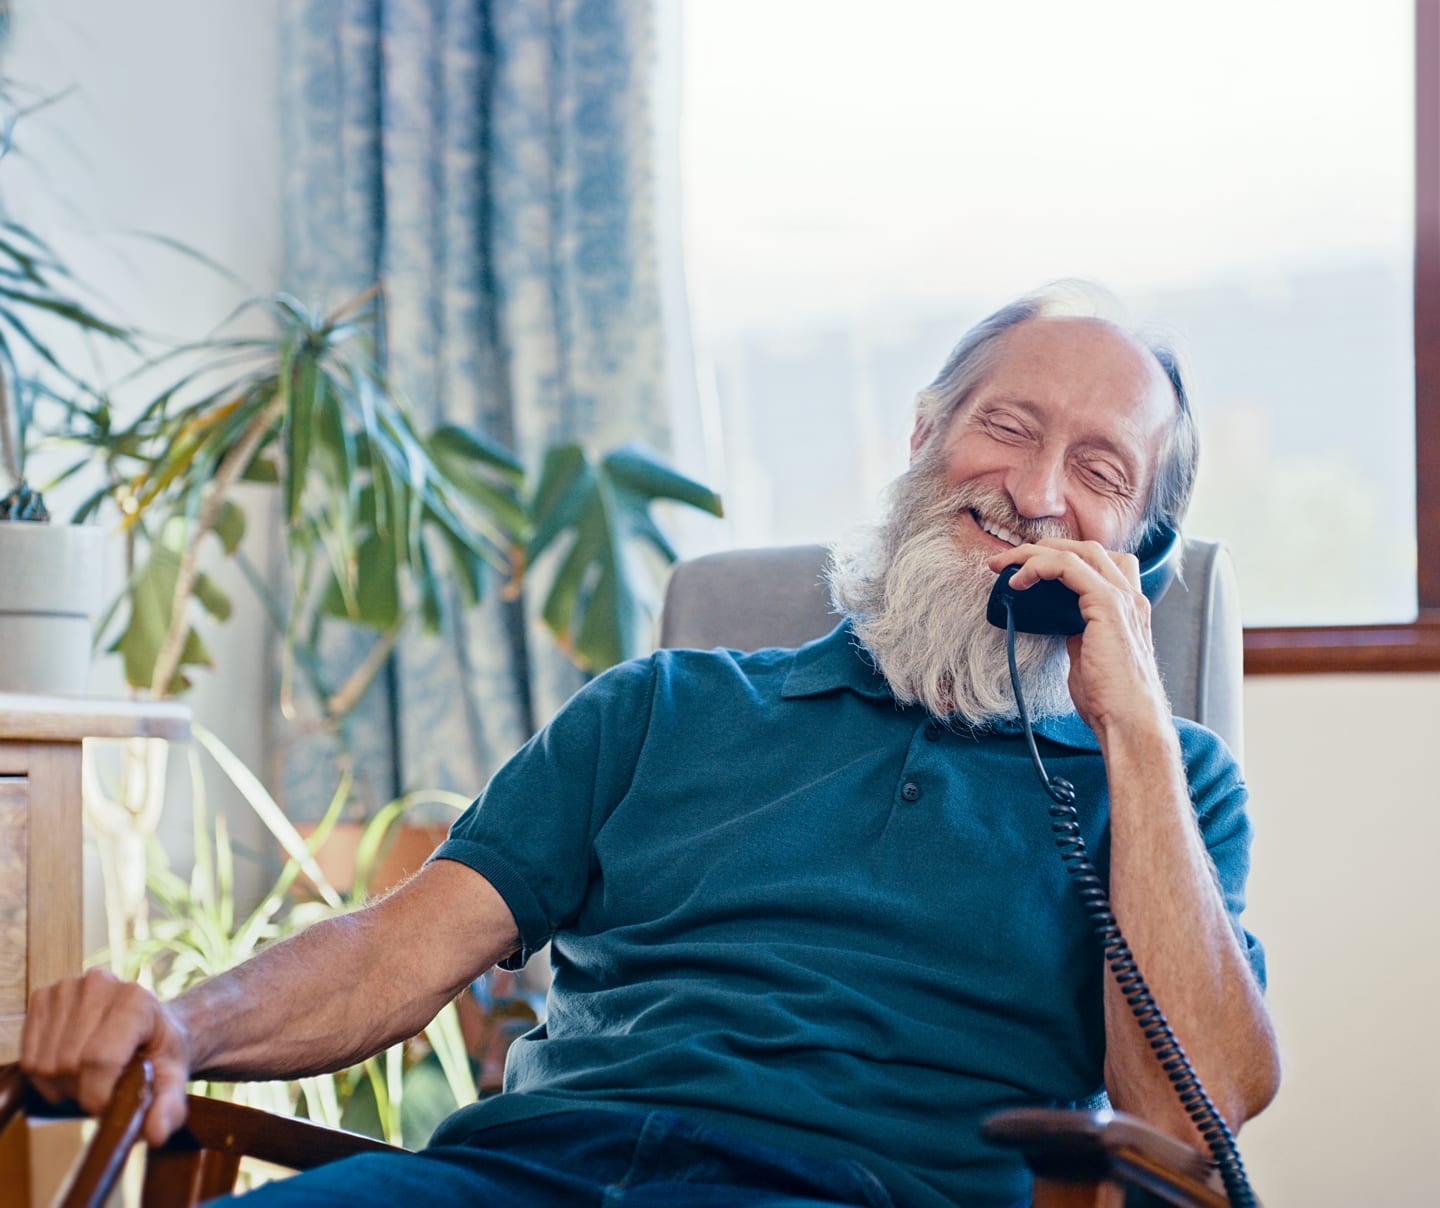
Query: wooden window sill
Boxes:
[{"xmin": 1244, "ymin": 611, "xmax": 1440, "ymax": 674}]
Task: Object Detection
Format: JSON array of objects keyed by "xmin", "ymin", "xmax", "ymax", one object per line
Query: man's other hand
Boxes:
[{"xmin": 21, "ymin": 967, "xmax": 192, "ymax": 1145}]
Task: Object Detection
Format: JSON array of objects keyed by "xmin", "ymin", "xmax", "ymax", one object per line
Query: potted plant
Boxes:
[{"xmin": 59, "ymin": 284, "xmax": 722, "ymax": 708}]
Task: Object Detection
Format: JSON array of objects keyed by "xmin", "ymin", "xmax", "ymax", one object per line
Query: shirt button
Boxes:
[
  {"xmin": 924, "ymin": 722, "xmax": 940, "ymax": 742},
  {"xmin": 900, "ymin": 781, "xmax": 921, "ymax": 802}
]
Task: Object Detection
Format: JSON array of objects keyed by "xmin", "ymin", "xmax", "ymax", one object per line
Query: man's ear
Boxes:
[{"xmin": 908, "ymin": 415, "xmax": 933, "ymax": 464}]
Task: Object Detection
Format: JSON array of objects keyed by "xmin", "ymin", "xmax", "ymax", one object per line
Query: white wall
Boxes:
[
  {"xmin": 1240, "ymin": 673, "xmax": 1440, "ymax": 1206},
  {"xmin": 3, "ymin": 0, "xmax": 284, "ymax": 931},
  {"xmin": 5, "ymin": 5, "xmax": 1436, "ymax": 1205}
]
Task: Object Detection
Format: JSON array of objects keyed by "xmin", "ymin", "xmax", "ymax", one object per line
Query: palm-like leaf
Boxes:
[
  {"xmin": 68, "ymin": 288, "xmax": 529, "ymax": 697},
  {"xmin": 56, "ymin": 276, "xmax": 723, "ymax": 700}
]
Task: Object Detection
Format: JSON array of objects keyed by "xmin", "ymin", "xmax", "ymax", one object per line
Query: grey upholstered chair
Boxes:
[{"xmin": 659, "ymin": 537, "xmax": 1245, "ymax": 763}]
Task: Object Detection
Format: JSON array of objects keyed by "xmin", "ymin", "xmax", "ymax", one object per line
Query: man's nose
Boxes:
[{"xmin": 1005, "ymin": 452, "xmax": 1067, "ymax": 520}]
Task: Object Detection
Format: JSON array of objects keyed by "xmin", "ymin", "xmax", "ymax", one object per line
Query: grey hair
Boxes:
[{"xmin": 914, "ymin": 280, "xmax": 1199, "ymax": 544}]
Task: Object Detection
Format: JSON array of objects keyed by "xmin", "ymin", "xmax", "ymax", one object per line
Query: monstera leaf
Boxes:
[{"xmin": 528, "ymin": 443, "xmax": 723, "ymax": 671}]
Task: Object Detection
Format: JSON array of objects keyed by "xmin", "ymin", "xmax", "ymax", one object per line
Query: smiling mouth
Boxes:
[{"xmin": 969, "ymin": 509, "xmax": 1024, "ymax": 547}]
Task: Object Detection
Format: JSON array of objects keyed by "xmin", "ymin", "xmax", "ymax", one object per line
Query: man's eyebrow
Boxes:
[{"xmin": 978, "ymin": 395, "xmax": 1145, "ymax": 468}]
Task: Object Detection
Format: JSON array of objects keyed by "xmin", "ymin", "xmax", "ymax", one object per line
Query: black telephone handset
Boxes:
[{"xmin": 984, "ymin": 523, "xmax": 1182, "ymax": 636}]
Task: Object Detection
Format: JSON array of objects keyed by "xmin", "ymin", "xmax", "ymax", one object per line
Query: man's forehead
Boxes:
[
  {"xmin": 989, "ymin": 315, "xmax": 1167, "ymax": 389},
  {"xmin": 974, "ymin": 316, "xmax": 1175, "ymax": 437}
]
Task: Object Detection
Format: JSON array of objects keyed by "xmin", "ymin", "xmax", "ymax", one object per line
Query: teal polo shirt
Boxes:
[{"xmin": 430, "ymin": 622, "xmax": 1263, "ymax": 1208}]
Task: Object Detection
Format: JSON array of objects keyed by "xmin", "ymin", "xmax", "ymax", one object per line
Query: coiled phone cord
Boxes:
[{"xmin": 1003, "ymin": 602, "xmax": 1257, "ymax": 1208}]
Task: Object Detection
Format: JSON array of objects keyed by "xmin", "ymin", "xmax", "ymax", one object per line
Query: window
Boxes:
[{"xmin": 673, "ymin": 0, "xmax": 1440, "ymax": 672}]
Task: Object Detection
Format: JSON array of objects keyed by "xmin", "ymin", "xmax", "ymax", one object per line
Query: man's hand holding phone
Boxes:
[{"xmin": 986, "ymin": 537, "xmax": 1171, "ymax": 740}]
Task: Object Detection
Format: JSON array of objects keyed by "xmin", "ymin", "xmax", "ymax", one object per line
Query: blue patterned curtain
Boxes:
[{"xmin": 277, "ymin": 0, "xmax": 666, "ymax": 817}]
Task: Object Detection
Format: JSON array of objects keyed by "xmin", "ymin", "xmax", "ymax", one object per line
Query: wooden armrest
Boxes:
[
  {"xmin": 982, "ymin": 1107, "xmax": 1234, "ymax": 1208},
  {"xmin": 170, "ymin": 1085, "xmax": 407, "ymax": 1171},
  {"xmin": 1, "ymin": 1058, "xmax": 407, "ymax": 1208}
]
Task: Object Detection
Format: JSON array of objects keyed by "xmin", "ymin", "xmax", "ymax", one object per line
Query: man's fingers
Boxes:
[
  {"xmin": 1110, "ymin": 549, "xmax": 1142, "ymax": 589},
  {"xmin": 72, "ymin": 980, "xmax": 160, "ymax": 1115},
  {"xmin": 989, "ymin": 539, "xmax": 1141, "ymax": 595},
  {"xmin": 22, "ymin": 978, "xmax": 81, "ymax": 1102},
  {"xmin": 998, "ymin": 546, "xmax": 1110, "ymax": 594},
  {"xmin": 145, "ymin": 1059, "xmax": 192, "ymax": 1146}
]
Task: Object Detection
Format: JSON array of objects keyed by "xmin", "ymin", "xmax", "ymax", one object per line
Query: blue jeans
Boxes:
[{"xmin": 213, "ymin": 1108, "xmax": 897, "ymax": 1207}]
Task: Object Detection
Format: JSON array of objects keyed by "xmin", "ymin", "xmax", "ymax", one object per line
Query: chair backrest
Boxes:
[{"xmin": 658, "ymin": 538, "xmax": 1245, "ymax": 762}]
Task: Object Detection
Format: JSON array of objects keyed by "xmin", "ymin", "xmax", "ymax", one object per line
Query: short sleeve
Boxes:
[
  {"xmin": 1178, "ymin": 721, "xmax": 1267, "ymax": 990},
  {"xmin": 428, "ymin": 656, "xmax": 657, "ymax": 968}
]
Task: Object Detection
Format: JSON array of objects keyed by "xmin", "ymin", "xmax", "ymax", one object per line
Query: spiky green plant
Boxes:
[
  {"xmin": 112, "ymin": 724, "xmax": 479, "ymax": 1148},
  {"xmin": 0, "ymin": 82, "xmax": 135, "ymax": 519}
]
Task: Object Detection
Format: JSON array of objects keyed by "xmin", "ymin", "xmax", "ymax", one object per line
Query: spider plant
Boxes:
[{"xmin": 115, "ymin": 724, "xmax": 479, "ymax": 1149}]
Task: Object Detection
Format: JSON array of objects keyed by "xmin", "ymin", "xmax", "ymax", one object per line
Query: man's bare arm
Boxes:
[
  {"xmin": 1097, "ymin": 719, "xmax": 1280, "ymax": 1140},
  {"xmin": 990, "ymin": 537, "xmax": 1280, "ymax": 1145},
  {"xmin": 21, "ymin": 858, "xmax": 518, "ymax": 1144}
]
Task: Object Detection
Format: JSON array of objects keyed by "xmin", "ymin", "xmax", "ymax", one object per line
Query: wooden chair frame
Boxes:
[
  {"xmin": 0, "ymin": 1058, "xmax": 403, "ymax": 1206},
  {"xmin": 1, "ymin": 1058, "xmax": 1234, "ymax": 1207}
]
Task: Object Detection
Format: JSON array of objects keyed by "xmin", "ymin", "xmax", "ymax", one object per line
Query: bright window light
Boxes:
[{"xmin": 678, "ymin": 0, "xmax": 1415, "ymax": 626}]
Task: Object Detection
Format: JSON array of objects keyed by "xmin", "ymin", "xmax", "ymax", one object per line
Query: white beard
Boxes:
[{"xmin": 827, "ymin": 468, "xmax": 1076, "ymax": 725}]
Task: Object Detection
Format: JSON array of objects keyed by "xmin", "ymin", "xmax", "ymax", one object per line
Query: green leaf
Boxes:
[
  {"xmin": 297, "ymin": 1074, "xmax": 343, "ymax": 1131},
  {"xmin": 348, "ymin": 787, "xmax": 466, "ymax": 902},
  {"xmin": 191, "ymin": 722, "xmax": 343, "ymax": 909},
  {"xmin": 213, "ymin": 500, "xmax": 246, "ymax": 554},
  {"xmin": 602, "ymin": 444, "xmax": 724, "ymax": 517},
  {"xmin": 529, "ymin": 445, "xmax": 723, "ymax": 671},
  {"xmin": 428, "ymin": 423, "xmax": 524, "ymax": 483},
  {"xmin": 109, "ymin": 543, "xmax": 212, "ymax": 691},
  {"xmin": 338, "ymin": 1061, "xmax": 386, "ymax": 1141},
  {"xmin": 319, "ymin": 530, "xmax": 399, "ymax": 630},
  {"xmin": 527, "ymin": 444, "xmax": 593, "ymax": 561},
  {"xmin": 240, "ymin": 456, "xmax": 279, "ymax": 484},
  {"xmin": 0, "ymin": 283, "xmax": 133, "ymax": 341},
  {"xmin": 398, "ymin": 1053, "xmax": 460, "ymax": 1151},
  {"xmin": 432, "ymin": 515, "xmax": 487, "ymax": 609},
  {"xmin": 422, "ymin": 999, "xmax": 478, "ymax": 1112},
  {"xmin": 417, "ymin": 472, "xmax": 508, "ymax": 573},
  {"xmin": 416, "ymin": 534, "xmax": 443, "ymax": 634},
  {"xmin": 191, "ymin": 572, "xmax": 232, "ymax": 621},
  {"xmin": 538, "ymin": 506, "xmax": 605, "ymax": 642},
  {"xmin": 427, "ymin": 429, "xmax": 527, "ymax": 535},
  {"xmin": 283, "ymin": 341, "xmax": 317, "ymax": 523}
]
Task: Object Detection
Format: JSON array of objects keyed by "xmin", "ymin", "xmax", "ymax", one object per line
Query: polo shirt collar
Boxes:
[
  {"xmin": 782, "ymin": 619, "xmax": 894, "ymax": 701},
  {"xmin": 781, "ymin": 620, "xmax": 1101, "ymax": 752}
]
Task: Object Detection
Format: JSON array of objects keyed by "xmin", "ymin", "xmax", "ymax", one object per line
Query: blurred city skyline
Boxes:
[{"xmin": 677, "ymin": 1, "xmax": 1417, "ymax": 626}]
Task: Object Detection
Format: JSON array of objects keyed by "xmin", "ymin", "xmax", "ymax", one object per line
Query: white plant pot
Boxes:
[{"xmin": 0, "ymin": 523, "xmax": 106, "ymax": 696}]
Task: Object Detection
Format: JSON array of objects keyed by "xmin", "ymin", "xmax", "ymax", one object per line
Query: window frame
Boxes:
[{"xmin": 1242, "ymin": 0, "xmax": 1440, "ymax": 674}]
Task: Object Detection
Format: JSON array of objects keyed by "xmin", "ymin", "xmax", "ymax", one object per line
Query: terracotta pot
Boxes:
[{"xmin": 296, "ymin": 820, "xmax": 453, "ymax": 897}]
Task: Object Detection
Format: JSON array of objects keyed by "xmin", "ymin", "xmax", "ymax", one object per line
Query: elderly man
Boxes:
[{"xmin": 21, "ymin": 284, "xmax": 1278, "ymax": 1208}]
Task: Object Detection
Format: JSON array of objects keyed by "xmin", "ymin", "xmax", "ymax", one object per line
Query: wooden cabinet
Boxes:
[{"xmin": 0, "ymin": 695, "xmax": 189, "ymax": 1063}]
